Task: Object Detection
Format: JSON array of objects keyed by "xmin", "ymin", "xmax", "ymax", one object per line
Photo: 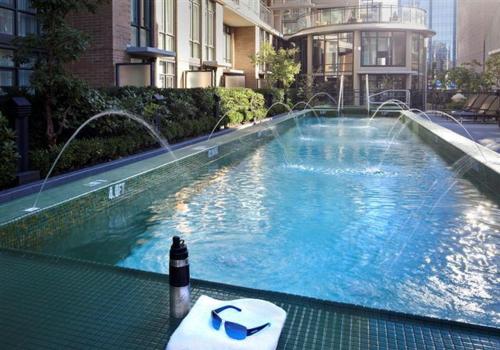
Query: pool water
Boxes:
[{"xmin": 43, "ymin": 117, "xmax": 500, "ymax": 327}]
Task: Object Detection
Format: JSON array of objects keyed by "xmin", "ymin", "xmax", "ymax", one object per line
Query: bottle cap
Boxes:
[{"xmin": 170, "ymin": 236, "xmax": 188, "ymax": 260}]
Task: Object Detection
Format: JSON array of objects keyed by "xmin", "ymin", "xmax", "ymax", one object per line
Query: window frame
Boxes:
[
  {"xmin": 157, "ymin": 0, "xmax": 175, "ymax": 52},
  {"xmin": 0, "ymin": 0, "xmax": 38, "ymax": 39},
  {"xmin": 204, "ymin": 0, "xmax": 215, "ymax": 61},
  {"xmin": 361, "ymin": 31, "xmax": 406, "ymax": 67},
  {"xmin": 158, "ymin": 59, "xmax": 176, "ymax": 88},
  {"xmin": 189, "ymin": 0, "xmax": 201, "ymax": 59},
  {"xmin": 130, "ymin": 0, "xmax": 152, "ymax": 47},
  {"xmin": 223, "ymin": 25, "xmax": 232, "ymax": 65},
  {"xmin": 0, "ymin": 47, "xmax": 33, "ymax": 88}
]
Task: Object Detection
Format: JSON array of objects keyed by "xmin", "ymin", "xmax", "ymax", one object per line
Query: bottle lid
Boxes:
[{"xmin": 170, "ymin": 236, "xmax": 188, "ymax": 260}]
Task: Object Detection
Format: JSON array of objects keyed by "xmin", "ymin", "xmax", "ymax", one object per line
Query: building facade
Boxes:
[
  {"xmin": 0, "ymin": 0, "xmax": 37, "ymax": 89},
  {"xmin": 1, "ymin": 0, "xmax": 434, "ymax": 107},
  {"xmin": 0, "ymin": 0, "xmax": 281, "ymax": 90},
  {"xmin": 456, "ymin": 0, "xmax": 500, "ymax": 69},
  {"xmin": 271, "ymin": 0, "xmax": 433, "ymax": 105}
]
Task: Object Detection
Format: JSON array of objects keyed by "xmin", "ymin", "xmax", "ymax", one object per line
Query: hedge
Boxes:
[
  {"xmin": 0, "ymin": 111, "xmax": 19, "ymax": 188},
  {"xmin": 0, "ymin": 87, "xmax": 287, "ymax": 188}
]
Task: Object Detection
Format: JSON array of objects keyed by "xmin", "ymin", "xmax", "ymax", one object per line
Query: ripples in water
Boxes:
[{"xmin": 48, "ymin": 117, "xmax": 500, "ymax": 327}]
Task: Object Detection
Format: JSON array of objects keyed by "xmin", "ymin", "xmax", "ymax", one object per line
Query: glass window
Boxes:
[
  {"xmin": 189, "ymin": 0, "xmax": 201, "ymax": 59},
  {"xmin": 205, "ymin": 0, "xmax": 215, "ymax": 61},
  {"xmin": 0, "ymin": 0, "xmax": 14, "ymax": 6},
  {"xmin": 0, "ymin": 49, "xmax": 14, "ymax": 67},
  {"xmin": 18, "ymin": 12, "xmax": 37, "ymax": 36},
  {"xmin": 0, "ymin": 70, "xmax": 14, "ymax": 87},
  {"xmin": 0, "ymin": 8, "xmax": 14, "ymax": 34},
  {"xmin": 130, "ymin": 0, "xmax": 151, "ymax": 46},
  {"xmin": 361, "ymin": 31, "xmax": 406, "ymax": 66},
  {"xmin": 158, "ymin": 60, "xmax": 175, "ymax": 88},
  {"xmin": 156, "ymin": 0, "xmax": 175, "ymax": 51},
  {"xmin": 313, "ymin": 33, "xmax": 353, "ymax": 75},
  {"xmin": 18, "ymin": 69, "xmax": 32, "ymax": 86},
  {"xmin": 223, "ymin": 25, "xmax": 232, "ymax": 64}
]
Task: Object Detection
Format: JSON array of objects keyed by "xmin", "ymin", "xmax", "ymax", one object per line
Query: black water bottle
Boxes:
[{"xmin": 169, "ymin": 236, "xmax": 190, "ymax": 319}]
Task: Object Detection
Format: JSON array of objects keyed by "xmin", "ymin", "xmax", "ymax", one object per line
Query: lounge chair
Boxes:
[
  {"xmin": 451, "ymin": 93, "xmax": 489, "ymax": 119},
  {"xmin": 480, "ymin": 95, "xmax": 500, "ymax": 122}
]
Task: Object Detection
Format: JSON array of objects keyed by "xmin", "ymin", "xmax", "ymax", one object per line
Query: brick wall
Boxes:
[
  {"xmin": 66, "ymin": 0, "xmax": 132, "ymax": 87},
  {"xmin": 233, "ymin": 26, "xmax": 258, "ymax": 88}
]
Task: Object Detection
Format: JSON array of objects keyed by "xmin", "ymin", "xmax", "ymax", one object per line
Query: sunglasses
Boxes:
[{"xmin": 211, "ymin": 305, "xmax": 271, "ymax": 340}]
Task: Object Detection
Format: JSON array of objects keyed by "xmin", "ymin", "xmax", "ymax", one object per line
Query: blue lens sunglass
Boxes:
[{"xmin": 211, "ymin": 305, "xmax": 271, "ymax": 340}]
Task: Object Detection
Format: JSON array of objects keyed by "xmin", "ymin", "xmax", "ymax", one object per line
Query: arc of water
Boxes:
[
  {"xmin": 207, "ymin": 111, "xmax": 230, "ymax": 141},
  {"xmin": 382, "ymin": 154, "xmax": 477, "ymax": 269},
  {"xmin": 289, "ymin": 101, "xmax": 323, "ymax": 125},
  {"xmin": 257, "ymin": 118, "xmax": 292, "ymax": 165},
  {"xmin": 306, "ymin": 92, "xmax": 338, "ymax": 110},
  {"xmin": 368, "ymin": 99, "xmax": 409, "ymax": 122},
  {"xmin": 424, "ymin": 110, "xmax": 488, "ymax": 164},
  {"xmin": 31, "ymin": 110, "xmax": 173, "ymax": 210},
  {"xmin": 378, "ymin": 119, "xmax": 409, "ymax": 168},
  {"xmin": 261, "ymin": 101, "xmax": 293, "ymax": 122},
  {"xmin": 408, "ymin": 108, "xmax": 432, "ymax": 121}
]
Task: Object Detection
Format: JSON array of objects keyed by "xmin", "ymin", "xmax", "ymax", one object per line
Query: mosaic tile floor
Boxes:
[{"xmin": 0, "ymin": 249, "xmax": 498, "ymax": 349}]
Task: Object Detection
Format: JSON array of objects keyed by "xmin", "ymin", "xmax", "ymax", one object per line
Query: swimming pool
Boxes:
[{"xmin": 39, "ymin": 117, "xmax": 499, "ymax": 327}]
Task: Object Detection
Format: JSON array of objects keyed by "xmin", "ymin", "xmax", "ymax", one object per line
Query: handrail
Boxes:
[
  {"xmin": 368, "ymin": 89, "xmax": 411, "ymax": 111},
  {"xmin": 282, "ymin": 5, "xmax": 427, "ymax": 35}
]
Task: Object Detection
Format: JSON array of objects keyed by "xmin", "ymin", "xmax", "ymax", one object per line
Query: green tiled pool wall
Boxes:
[
  {"xmin": 402, "ymin": 114, "xmax": 500, "ymax": 199},
  {"xmin": 0, "ymin": 118, "xmax": 296, "ymax": 251},
  {"xmin": 1, "ymin": 248, "xmax": 498, "ymax": 350}
]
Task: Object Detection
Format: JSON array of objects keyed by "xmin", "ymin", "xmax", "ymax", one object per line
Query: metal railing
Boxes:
[
  {"xmin": 282, "ymin": 5, "xmax": 427, "ymax": 35},
  {"xmin": 368, "ymin": 89, "xmax": 411, "ymax": 113}
]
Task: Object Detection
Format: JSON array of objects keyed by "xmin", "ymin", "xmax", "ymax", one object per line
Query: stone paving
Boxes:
[{"xmin": 428, "ymin": 115, "xmax": 500, "ymax": 153}]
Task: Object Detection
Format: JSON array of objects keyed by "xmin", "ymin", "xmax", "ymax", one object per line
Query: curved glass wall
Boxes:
[{"xmin": 282, "ymin": 5, "xmax": 427, "ymax": 35}]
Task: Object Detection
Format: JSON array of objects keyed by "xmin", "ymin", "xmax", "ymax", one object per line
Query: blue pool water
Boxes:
[{"xmin": 47, "ymin": 117, "xmax": 500, "ymax": 326}]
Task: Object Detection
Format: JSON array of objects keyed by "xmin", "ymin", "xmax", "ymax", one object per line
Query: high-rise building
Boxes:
[
  {"xmin": 456, "ymin": 0, "xmax": 500, "ymax": 70},
  {"xmin": 400, "ymin": 0, "xmax": 457, "ymax": 73}
]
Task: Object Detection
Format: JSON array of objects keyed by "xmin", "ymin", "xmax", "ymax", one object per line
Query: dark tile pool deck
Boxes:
[
  {"xmin": 428, "ymin": 116, "xmax": 500, "ymax": 153},
  {"xmin": 1, "ymin": 249, "xmax": 498, "ymax": 350}
]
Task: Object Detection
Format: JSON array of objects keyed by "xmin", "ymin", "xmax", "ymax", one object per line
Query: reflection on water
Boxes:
[{"xmin": 42, "ymin": 118, "xmax": 500, "ymax": 327}]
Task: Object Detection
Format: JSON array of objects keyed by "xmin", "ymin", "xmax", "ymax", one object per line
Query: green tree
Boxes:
[
  {"xmin": 250, "ymin": 42, "xmax": 276, "ymax": 88},
  {"xmin": 445, "ymin": 60, "xmax": 488, "ymax": 92},
  {"xmin": 251, "ymin": 43, "xmax": 301, "ymax": 101},
  {"xmin": 270, "ymin": 47, "xmax": 301, "ymax": 102},
  {"xmin": 14, "ymin": 0, "xmax": 105, "ymax": 146},
  {"xmin": 485, "ymin": 54, "xmax": 500, "ymax": 88}
]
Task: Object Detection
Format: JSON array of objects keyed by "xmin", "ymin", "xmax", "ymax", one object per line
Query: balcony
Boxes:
[
  {"xmin": 282, "ymin": 5, "xmax": 427, "ymax": 36},
  {"xmin": 226, "ymin": 0, "xmax": 277, "ymax": 30}
]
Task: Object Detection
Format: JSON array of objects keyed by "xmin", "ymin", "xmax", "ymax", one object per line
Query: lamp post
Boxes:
[{"xmin": 7, "ymin": 96, "xmax": 40, "ymax": 185}]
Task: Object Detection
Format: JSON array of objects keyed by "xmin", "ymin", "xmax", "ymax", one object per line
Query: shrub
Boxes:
[
  {"xmin": 215, "ymin": 88, "xmax": 266, "ymax": 125},
  {"xmin": 0, "ymin": 112, "xmax": 19, "ymax": 189},
  {"xmin": 30, "ymin": 133, "xmax": 158, "ymax": 177},
  {"xmin": 3, "ymin": 86, "xmax": 270, "ymax": 188},
  {"xmin": 255, "ymin": 88, "xmax": 293, "ymax": 117}
]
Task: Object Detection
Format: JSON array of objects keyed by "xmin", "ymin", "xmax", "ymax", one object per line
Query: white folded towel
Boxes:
[{"xmin": 166, "ymin": 295, "xmax": 287, "ymax": 350}]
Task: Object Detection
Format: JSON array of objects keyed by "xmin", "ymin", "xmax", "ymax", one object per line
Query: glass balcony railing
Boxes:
[
  {"xmin": 227, "ymin": 0, "xmax": 277, "ymax": 30},
  {"xmin": 282, "ymin": 5, "xmax": 427, "ymax": 35}
]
